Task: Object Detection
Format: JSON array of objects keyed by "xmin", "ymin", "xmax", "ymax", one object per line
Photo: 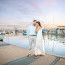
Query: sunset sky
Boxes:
[{"xmin": 0, "ymin": 0, "xmax": 65, "ymax": 25}]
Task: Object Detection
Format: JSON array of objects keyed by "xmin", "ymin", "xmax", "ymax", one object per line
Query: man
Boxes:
[{"xmin": 27, "ymin": 20, "xmax": 37, "ymax": 56}]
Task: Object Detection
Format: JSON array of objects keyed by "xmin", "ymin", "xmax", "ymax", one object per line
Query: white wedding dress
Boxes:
[{"xmin": 35, "ymin": 28, "xmax": 45, "ymax": 55}]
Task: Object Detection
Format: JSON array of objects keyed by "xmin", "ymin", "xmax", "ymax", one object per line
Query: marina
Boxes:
[{"xmin": 0, "ymin": 0, "xmax": 65, "ymax": 65}]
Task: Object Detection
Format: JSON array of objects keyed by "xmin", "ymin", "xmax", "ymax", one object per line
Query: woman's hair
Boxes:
[{"xmin": 36, "ymin": 21, "xmax": 42, "ymax": 27}]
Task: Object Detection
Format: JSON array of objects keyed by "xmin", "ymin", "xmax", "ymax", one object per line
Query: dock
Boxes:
[{"xmin": 0, "ymin": 41, "xmax": 65, "ymax": 65}]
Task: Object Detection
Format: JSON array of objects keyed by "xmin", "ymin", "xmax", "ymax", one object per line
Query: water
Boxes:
[{"xmin": 3, "ymin": 35, "xmax": 65, "ymax": 57}]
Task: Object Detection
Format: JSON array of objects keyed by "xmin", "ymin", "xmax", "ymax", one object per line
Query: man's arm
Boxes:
[{"xmin": 27, "ymin": 26, "xmax": 30, "ymax": 37}]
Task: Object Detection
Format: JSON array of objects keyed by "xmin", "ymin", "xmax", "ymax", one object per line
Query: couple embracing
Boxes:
[{"xmin": 27, "ymin": 20, "xmax": 45, "ymax": 57}]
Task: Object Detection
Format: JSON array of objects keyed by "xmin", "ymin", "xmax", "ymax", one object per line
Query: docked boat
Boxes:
[{"xmin": 0, "ymin": 33, "xmax": 4, "ymax": 41}]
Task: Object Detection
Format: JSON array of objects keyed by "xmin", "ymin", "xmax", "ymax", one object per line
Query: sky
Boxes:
[{"xmin": 0, "ymin": 0, "xmax": 65, "ymax": 25}]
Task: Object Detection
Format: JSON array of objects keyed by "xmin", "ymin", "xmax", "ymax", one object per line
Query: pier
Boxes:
[{"xmin": 0, "ymin": 42, "xmax": 65, "ymax": 65}]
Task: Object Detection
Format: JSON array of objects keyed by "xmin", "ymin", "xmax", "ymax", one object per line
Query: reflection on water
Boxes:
[
  {"xmin": 43, "ymin": 35, "xmax": 65, "ymax": 57},
  {"xmin": 3, "ymin": 34, "xmax": 65, "ymax": 57}
]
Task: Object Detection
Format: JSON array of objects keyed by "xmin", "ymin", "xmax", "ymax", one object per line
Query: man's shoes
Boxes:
[
  {"xmin": 34, "ymin": 54, "xmax": 37, "ymax": 57},
  {"xmin": 27, "ymin": 54, "xmax": 31, "ymax": 57}
]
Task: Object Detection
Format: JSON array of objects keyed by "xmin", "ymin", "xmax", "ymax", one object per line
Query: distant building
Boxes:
[
  {"xmin": 57, "ymin": 26, "xmax": 65, "ymax": 30},
  {"xmin": 57, "ymin": 26, "xmax": 65, "ymax": 34}
]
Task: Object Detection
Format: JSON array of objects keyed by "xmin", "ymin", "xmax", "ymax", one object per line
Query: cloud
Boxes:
[
  {"xmin": 0, "ymin": 6, "xmax": 6, "ymax": 12},
  {"xmin": 0, "ymin": 0, "xmax": 65, "ymax": 25}
]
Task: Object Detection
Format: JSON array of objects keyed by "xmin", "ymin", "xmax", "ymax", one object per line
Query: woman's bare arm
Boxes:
[{"xmin": 35, "ymin": 27, "xmax": 40, "ymax": 32}]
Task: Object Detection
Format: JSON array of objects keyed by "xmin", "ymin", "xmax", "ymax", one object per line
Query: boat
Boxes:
[{"xmin": 0, "ymin": 33, "xmax": 4, "ymax": 41}]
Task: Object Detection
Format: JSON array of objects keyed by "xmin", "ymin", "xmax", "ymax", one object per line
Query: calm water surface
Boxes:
[{"xmin": 3, "ymin": 35, "xmax": 65, "ymax": 57}]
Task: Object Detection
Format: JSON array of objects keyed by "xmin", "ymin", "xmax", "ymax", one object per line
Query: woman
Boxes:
[{"xmin": 35, "ymin": 21, "xmax": 45, "ymax": 56}]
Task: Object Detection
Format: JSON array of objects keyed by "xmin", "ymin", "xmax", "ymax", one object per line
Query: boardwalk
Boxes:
[{"xmin": 0, "ymin": 42, "xmax": 65, "ymax": 65}]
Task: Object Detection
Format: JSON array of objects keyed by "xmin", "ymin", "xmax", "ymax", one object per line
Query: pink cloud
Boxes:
[{"xmin": 40, "ymin": 0, "xmax": 58, "ymax": 7}]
